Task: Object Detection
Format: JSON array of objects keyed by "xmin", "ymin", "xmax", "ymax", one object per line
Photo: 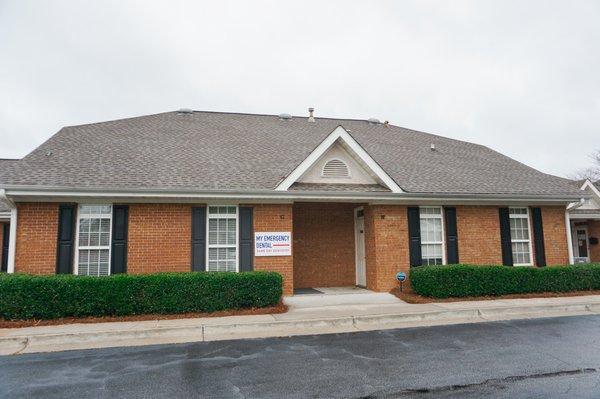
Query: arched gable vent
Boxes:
[{"xmin": 322, "ymin": 159, "xmax": 350, "ymax": 178}]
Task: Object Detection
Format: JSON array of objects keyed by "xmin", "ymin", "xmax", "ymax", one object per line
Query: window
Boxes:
[
  {"xmin": 207, "ymin": 206, "xmax": 238, "ymax": 272},
  {"xmin": 76, "ymin": 205, "xmax": 112, "ymax": 276},
  {"xmin": 509, "ymin": 207, "xmax": 532, "ymax": 266},
  {"xmin": 420, "ymin": 207, "xmax": 444, "ymax": 266},
  {"xmin": 322, "ymin": 159, "xmax": 350, "ymax": 178}
]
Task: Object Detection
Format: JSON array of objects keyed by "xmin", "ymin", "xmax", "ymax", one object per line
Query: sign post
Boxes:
[{"xmin": 395, "ymin": 271, "xmax": 407, "ymax": 292}]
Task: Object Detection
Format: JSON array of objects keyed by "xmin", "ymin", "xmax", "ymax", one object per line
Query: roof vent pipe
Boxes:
[
  {"xmin": 430, "ymin": 143, "xmax": 436, "ymax": 151},
  {"xmin": 308, "ymin": 107, "xmax": 315, "ymax": 122}
]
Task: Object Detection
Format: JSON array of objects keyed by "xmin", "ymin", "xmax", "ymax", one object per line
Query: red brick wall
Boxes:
[
  {"xmin": 364, "ymin": 205, "xmax": 409, "ymax": 292},
  {"xmin": 127, "ymin": 204, "xmax": 192, "ymax": 273},
  {"xmin": 541, "ymin": 206, "xmax": 569, "ymax": 265},
  {"xmin": 588, "ymin": 220, "xmax": 600, "ymax": 263},
  {"xmin": 292, "ymin": 203, "xmax": 356, "ymax": 289},
  {"xmin": 252, "ymin": 204, "xmax": 294, "ymax": 295},
  {"xmin": 456, "ymin": 206, "xmax": 503, "ymax": 265},
  {"xmin": 15, "ymin": 203, "xmax": 58, "ymax": 274}
]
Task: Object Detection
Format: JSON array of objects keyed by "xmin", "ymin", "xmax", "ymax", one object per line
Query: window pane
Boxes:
[
  {"xmin": 207, "ymin": 206, "xmax": 237, "ymax": 272},
  {"xmin": 78, "ymin": 249, "xmax": 110, "ymax": 276},
  {"xmin": 512, "ymin": 242, "xmax": 531, "ymax": 265},
  {"xmin": 208, "ymin": 219, "xmax": 218, "ymax": 245},
  {"xmin": 77, "ymin": 205, "xmax": 112, "ymax": 276}
]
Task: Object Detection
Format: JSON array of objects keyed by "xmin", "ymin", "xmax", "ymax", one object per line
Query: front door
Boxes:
[
  {"xmin": 354, "ymin": 207, "xmax": 366, "ymax": 286},
  {"xmin": 576, "ymin": 227, "xmax": 589, "ymax": 261}
]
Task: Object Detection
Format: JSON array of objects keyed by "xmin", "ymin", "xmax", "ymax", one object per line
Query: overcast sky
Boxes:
[{"xmin": 1, "ymin": 0, "xmax": 598, "ymax": 177}]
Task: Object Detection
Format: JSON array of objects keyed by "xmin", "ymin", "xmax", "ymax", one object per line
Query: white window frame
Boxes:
[
  {"xmin": 419, "ymin": 206, "xmax": 446, "ymax": 266},
  {"xmin": 206, "ymin": 205, "xmax": 239, "ymax": 272},
  {"xmin": 509, "ymin": 207, "xmax": 534, "ymax": 266},
  {"xmin": 74, "ymin": 204, "xmax": 113, "ymax": 276}
]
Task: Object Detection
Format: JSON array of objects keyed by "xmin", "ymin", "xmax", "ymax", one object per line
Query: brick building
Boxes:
[{"xmin": 0, "ymin": 110, "xmax": 591, "ymax": 295}]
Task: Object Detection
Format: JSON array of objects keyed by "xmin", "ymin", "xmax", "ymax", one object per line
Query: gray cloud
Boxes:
[{"xmin": 1, "ymin": 0, "xmax": 598, "ymax": 177}]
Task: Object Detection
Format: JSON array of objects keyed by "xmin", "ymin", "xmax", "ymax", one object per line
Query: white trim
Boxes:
[
  {"xmin": 566, "ymin": 211, "xmax": 575, "ymax": 265},
  {"xmin": 569, "ymin": 213, "xmax": 600, "ymax": 219},
  {"xmin": 419, "ymin": 206, "xmax": 446, "ymax": 265},
  {"xmin": 7, "ymin": 208, "xmax": 17, "ymax": 273},
  {"xmin": 206, "ymin": 205, "xmax": 239, "ymax": 273},
  {"xmin": 581, "ymin": 179, "xmax": 600, "ymax": 199},
  {"xmin": 74, "ymin": 204, "xmax": 113, "ymax": 276},
  {"xmin": 572, "ymin": 225, "xmax": 590, "ymax": 261},
  {"xmin": 275, "ymin": 126, "xmax": 403, "ymax": 193},
  {"xmin": 3, "ymin": 187, "xmax": 582, "ymax": 205},
  {"xmin": 509, "ymin": 207, "xmax": 534, "ymax": 266},
  {"xmin": 354, "ymin": 206, "xmax": 366, "ymax": 286}
]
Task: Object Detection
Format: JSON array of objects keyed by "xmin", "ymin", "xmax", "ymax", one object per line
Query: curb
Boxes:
[{"xmin": 2, "ymin": 301, "xmax": 599, "ymax": 355}]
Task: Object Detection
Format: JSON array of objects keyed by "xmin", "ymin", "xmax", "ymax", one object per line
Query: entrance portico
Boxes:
[
  {"xmin": 568, "ymin": 180, "xmax": 600, "ymax": 264},
  {"xmin": 569, "ymin": 215, "xmax": 600, "ymax": 263},
  {"xmin": 292, "ymin": 202, "xmax": 367, "ymax": 292}
]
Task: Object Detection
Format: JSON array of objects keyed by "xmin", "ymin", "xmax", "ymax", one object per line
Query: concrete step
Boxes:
[{"xmin": 284, "ymin": 292, "xmax": 403, "ymax": 309}]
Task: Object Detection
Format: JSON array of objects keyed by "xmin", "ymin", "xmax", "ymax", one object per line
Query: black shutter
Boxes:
[
  {"xmin": 56, "ymin": 204, "xmax": 76, "ymax": 274},
  {"xmin": 531, "ymin": 207, "xmax": 546, "ymax": 267},
  {"xmin": 1, "ymin": 223, "xmax": 9, "ymax": 272},
  {"xmin": 499, "ymin": 207, "xmax": 513, "ymax": 266},
  {"xmin": 191, "ymin": 207, "xmax": 207, "ymax": 271},
  {"xmin": 407, "ymin": 207, "xmax": 422, "ymax": 267},
  {"xmin": 239, "ymin": 206, "xmax": 254, "ymax": 272},
  {"xmin": 444, "ymin": 207, "xmax": 459, "ymax": 264},
  {"xmin": 111, "ymin": 205, "xmax": 129, "ymax": 274}
]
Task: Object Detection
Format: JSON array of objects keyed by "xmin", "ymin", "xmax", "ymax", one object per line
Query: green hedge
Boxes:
[
  {"xmin": 0, "ymin": 271, "xmax": 283, "ymax": 320},
  {"xmin": 410, "ymin": 264, "xmax": 600, "ymax": 298}
]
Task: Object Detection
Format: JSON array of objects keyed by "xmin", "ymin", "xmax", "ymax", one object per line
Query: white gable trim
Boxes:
[
  {"xmin": 581, "ymin": 179, "xmax": 600, "ymax": 199},
  {"xmin": 275, "ymin": 126, "xmax": 403, "ymax": 193}
]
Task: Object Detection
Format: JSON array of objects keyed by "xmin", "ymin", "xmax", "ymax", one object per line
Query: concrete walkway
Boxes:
[{"xmin": 3, "ymin": 295, "xmax": 600, "ymax": 355}]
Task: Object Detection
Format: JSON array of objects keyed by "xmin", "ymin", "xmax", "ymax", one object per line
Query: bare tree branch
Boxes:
[{"xmin": 569, "ymin": 150, "xmax": 600, "ymax": 182}]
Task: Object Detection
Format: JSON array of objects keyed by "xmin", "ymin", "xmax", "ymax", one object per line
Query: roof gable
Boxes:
[
  {"xmin": 275, "ymin": 126, "xmax": 403, "ymax": 193},
  {"xmin": 579, "ymin": 180, "xmax": 600, "ymax": 210}
]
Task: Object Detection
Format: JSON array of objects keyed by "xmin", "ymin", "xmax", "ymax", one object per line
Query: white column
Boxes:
[
  {"xmin": 7, "ymin": 207, "xmax": 17, "ymax": 273},
  {"xmin": 565, "ymin": 211, "xmax": 574, "ymax": 265}
]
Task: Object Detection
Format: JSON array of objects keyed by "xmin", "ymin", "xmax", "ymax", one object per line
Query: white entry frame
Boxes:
[{"xmin": 354, "ymin": 206, "xmax": 367, "ymax": 287}]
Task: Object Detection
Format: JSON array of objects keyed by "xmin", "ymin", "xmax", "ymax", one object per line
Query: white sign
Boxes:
[{"xmin": 255, "ymin": 232, "xmax": 292, "ymax": 256}]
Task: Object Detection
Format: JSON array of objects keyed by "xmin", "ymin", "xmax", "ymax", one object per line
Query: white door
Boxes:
[
  {"xmin": 354, "ymin": 207, "xmax": 366, "ymax": 286},
  {"xmin": 575, "ymin": 227, "xmax": 590, "ymax": 262}
]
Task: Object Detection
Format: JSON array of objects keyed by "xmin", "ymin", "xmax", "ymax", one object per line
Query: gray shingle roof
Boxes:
[{"xmin": 0, "ymin": 111, "xmax": 580, "ymax": 197}]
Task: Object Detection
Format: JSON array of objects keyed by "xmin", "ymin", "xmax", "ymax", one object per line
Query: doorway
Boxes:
[{"xmin": 575, "ymin": 226, "xmax": 590, "ymax": 262}]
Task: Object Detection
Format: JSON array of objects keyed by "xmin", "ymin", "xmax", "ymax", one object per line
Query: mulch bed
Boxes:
[
  {"xmin": 391, "ymin": 287, "xmax": 600, "ymax": 304},
  {"xmin": 0, "ymin": 302, "xmax": 288, "ymax": 329}
]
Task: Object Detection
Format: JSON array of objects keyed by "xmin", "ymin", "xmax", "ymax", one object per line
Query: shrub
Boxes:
[
  {"xmin": 410, "ymin": 264, "xmax": 600, "ymax": 298},
  {"xmin": 0, "ymin": 271, "xmax": 283, "ymax": 320}
]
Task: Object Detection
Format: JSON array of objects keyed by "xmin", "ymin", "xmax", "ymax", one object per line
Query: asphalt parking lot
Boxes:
[{"xmin": 2, "ymin": 315, "xmax": 600, "ymax": 398}]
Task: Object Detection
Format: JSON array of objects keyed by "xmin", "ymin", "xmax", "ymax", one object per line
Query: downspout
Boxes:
[
  {"xmin": 566, "ymin": 198, "xmax": 586, "ymax": 265},
  {"xmin": 0, "ymin": 189, "xmax": 17, "ymax": 273}
]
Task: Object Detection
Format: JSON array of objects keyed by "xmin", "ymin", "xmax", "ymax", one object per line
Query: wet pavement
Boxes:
[{"xmin": 2, "ymin": 314, "xmax": 600, "ymax": 398}]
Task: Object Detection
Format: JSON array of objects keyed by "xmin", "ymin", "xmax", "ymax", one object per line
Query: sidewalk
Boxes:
[{"xmin": 3, "ymin": 294, "xmax": 600, "ymax": 355}]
